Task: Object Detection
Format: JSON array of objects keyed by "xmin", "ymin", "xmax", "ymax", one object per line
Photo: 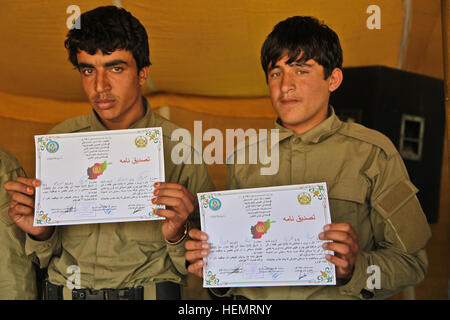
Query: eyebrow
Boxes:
[
  {"xmin": 290, "ymin": 61, "xmax": 314, "ymax": 68},
  {"xmin": 77, "ymin": 60, "xmax": 128, "ymax": 69},
  {"xmin": 268, "ymin": 60, "xmax": 313, "ymax": 72},
  {"xmin": 105, "ymin": 60, "xmax": 128, "ymax": 67},
  {"xmin": 268, "ymin": 63, "xmax": 281, "ymax": 71},
  {"xmin": 77, "ymin": 62, "xmax": 94, "ymax": 69}
]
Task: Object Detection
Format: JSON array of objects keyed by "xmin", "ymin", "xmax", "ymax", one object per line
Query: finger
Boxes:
[
  {"xmin": 325, "ymin": 254, "xmax": 351, "ymax": 270},
  {"xmin": 153, "ymin": 208, "xmax": 176, "ymax": 220},
  {"xmin": 9, "ymin": 203, "xmax": 34, "ymax": 218},
  {"xmin": 322, "ymin": 241, "xmax": 352, "ymax": 257},
  {"xmin": 154, "ymin": 184, "xmax": 195, "ymax": 211},
  {"xmin": 153, "ymin": 188, "xmax": 194, "ymax": 213},
  {"xmin": 154, "ymin": 182, "xmax": 195, "ymax": 203},
  {"xmin": 319, "ymin": 230, "xmax": 354, "ymax": 245},
  {"xmin": 10, "ymin": 191, "xmax": 35, "ymax": 208},
  {"xmin": 8, "ymin": 211, "xmax": 26, "ymax": 225},
  {"xmin": 185, "ymin": 239, "xmax": 210, "ymax": 251},
  {"xmin": 189, "ymin": 228, "xmax": 209, "ymax": 241},
  {"xmin": 4, "ymin": 180, "xmax": 37, "ymax": 196},
  {"xmin": 185, "ymin": 249, "xmax": 209, "ymax": 263},
  {"xmin": 324, "ymin": 223, "xmax": 358, "ymax": 241},
  {"xmin": 153, "ymin": 196, "xmax": 191, "ymax": 215},
  {"xmin": 16, "ymin": 177, "xmax": 41, "ymax": 187},
  {"xmin": 187, "ymin": 259, "xmax": 205, "ymax": 278}
]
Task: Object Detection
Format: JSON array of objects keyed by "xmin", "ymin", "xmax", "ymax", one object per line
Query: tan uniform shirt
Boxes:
[
  {"xmin": 0, "ymin": 147, "xmax": 37, "ymax": 299},
  {"xmin": 217, "ymin": 108, "xmax": 431, "ymax": 300},
  {"xmin": 25, "ymin": 99, "xmax": 215, "ymax": 298}
]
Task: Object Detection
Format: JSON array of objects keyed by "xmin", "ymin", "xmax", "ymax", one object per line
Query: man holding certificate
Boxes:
[
  {"xmin": 0, "ymin": 147, "xmax": 37, "ymax": 299},
  {"xmin": 186, "ymin": 16, "xmax": 431, "ymax": 299},
  {"xmin": 4, "ymin": 6, "xmax": 214, "ymax": 300}
]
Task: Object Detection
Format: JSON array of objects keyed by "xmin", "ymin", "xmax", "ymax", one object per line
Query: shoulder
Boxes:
[
  {"xmin": 0, "ymin": 148, "xmax": 23, "ymax": 225},
  {"xmin": 0, "ymin": 147, "xmax": 21, "ymax": 175},
  {"xmin": 151, "ymin": 112, "xmax": 185, "ymax": 140},
  {"xmin": 151, "ymin": 113, "xmax": 200, "ymax": 154},
  {"xmin": 337, "ymin": 122, "xmax": 398, "ymax": 158},
  {"xmin": 48, "ymin": 114, "xmax": 91, "ymax": 134},
  {"xmin": 225, "ymin": 128, "xmax": 265, "ymax": 163}
]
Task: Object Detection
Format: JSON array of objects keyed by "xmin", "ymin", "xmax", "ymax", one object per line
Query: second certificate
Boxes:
[{"xmin": 198, "ymin": 183, "xmax": 336, "ymax": 288}]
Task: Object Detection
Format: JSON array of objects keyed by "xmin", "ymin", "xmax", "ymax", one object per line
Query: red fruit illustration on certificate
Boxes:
[
  {"xmin": 251, "ymin": 219, "xmax": 272, "ymax": 239},
  {"xmin": 87, "ymin": 161, "xmax": 107, "ymax": 179}
]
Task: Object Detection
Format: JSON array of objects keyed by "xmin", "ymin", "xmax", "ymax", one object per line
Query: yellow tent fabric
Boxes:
[
  {"xmin": 0, "ymin": 0, "xmax": 443, "ymax": 111},
  {"xmin": 0, "ymin": 0, "xmax": 406, "ymax": 100}
]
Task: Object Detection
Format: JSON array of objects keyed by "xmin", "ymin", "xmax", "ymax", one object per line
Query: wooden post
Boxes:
[{"xmin": 442, "ymin": 0, "xmax": 450, "ymax": 183}]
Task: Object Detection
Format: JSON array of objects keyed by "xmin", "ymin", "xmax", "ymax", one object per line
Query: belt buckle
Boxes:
[
  {"xmin": 118, "ymin": 287, "xmax": 144, "ymax": 300},
  {"xmin": 72, "ymin": 288, "xmax": 105, "ymax": 300},
  {"xmin": 87, "ymin": 289, "xmax": 105, "ymax": 300}
]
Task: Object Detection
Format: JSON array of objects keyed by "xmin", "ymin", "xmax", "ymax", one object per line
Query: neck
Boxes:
[{"xmin": 283, "ymin": 106, "xmax": 329, "ymax": 135}]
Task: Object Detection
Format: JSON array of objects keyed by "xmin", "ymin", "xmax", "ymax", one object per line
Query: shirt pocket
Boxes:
[{"xmin": 327, "ymin": 178, "xmax": 367, "ymax": 230}]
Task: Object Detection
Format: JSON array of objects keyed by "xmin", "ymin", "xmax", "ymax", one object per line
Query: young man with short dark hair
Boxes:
[
  {"xmin": 4, "ymin": 6, "xmax": 215, "ymax": 300},
  {"xmin": 186, "ymin": 16, "xmax": 431, "ymax": 300}
]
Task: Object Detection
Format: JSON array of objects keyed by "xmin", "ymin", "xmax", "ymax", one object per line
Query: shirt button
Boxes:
[{"xmin": 292, "ymin": 137, "xmax": 301, "ymax": 144}]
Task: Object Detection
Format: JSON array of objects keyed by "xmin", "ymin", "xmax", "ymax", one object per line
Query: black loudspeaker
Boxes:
[{"xmin": 330, "ymin": 66, "xmax": 445, "ymax": 223}]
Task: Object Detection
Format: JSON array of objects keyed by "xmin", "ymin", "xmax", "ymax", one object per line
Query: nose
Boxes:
[
  {"xmin": 95, "ymin": 70, "xmax": 111, "ymax": 93},
  {"xmin": 280, "ymin": 72, "xmax": 295, "ymax": 94}
]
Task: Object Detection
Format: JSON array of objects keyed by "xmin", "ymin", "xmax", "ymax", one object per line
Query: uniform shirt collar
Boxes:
[
  {"xmin": 90, "ymin": 97, "xmax": 153, "ymax": 131},
  {"xmin": 274, "ymin": 106, "xmax": 343, "ymax": 144}
]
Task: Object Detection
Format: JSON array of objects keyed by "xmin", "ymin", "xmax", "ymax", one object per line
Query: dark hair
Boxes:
[
  {"xmin": 261, "ymin": 16, "xmax": 342, "ymax": 81},
  {"xmin": 64, "ymin": 6, "xmax": 151, "ymax": 72}
]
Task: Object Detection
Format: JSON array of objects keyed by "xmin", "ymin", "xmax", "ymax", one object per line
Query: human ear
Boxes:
[
  {"xmin": 138, "ymin": 66, "xmax": 150, "ymax": 86},
  {"xmin": 328, "ymin": 68, "xmax": 343, "ymax": 93}
]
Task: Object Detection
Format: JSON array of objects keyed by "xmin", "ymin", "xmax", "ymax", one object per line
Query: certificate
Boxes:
[
  {"xmin": 198, "ymin": 183, "xmax": 335, "ymax": 288},
  {"xmin": 34, "ymin": 127, "xmax": 165, "ymax": 226}
]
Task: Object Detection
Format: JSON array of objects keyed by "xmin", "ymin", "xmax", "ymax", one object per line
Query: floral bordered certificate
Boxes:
[
  {"xmin": 198, "ymin": 183, "xmax": 335, "ymax": 288},
  {"xmin": 34, "ymin": 127, "xmax": 165, "ymax": 226}
]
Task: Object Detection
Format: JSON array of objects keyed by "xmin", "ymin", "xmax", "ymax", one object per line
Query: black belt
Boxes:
[
  {"xmin": 72, "ymin": 286, "xmax": 144, "ymax": 300},
  {"xmin": 44, "ymin": 280, "xmax": 181, "ymax": 300}
]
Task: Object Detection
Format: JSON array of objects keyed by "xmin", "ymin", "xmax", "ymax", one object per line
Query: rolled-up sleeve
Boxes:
[{"xmin": 25, "ymin": 228, "xmax": 61, "ymax": 269}]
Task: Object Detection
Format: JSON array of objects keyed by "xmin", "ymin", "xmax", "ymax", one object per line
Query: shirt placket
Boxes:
[{"xmin": 290, "ymin": 136, "xmax": 307, "ymax": 184}]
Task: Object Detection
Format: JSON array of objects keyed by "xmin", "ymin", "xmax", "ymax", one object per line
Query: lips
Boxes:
[
  {"xmin": 280, "ymin": 98, "xmax": 299, "ymax": 106},
  {"xmin": 95, "ymin": 99, "xmax": 116, "ymax": 109}
]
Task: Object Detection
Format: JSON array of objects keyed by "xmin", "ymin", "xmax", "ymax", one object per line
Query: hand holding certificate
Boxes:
[
  {"xmin": 195, "ymin": 183, "xmax": 337, "ymax": 288},
  {"xmin": 34, "ymin": 127, "xmax": 165, "ymax": 226}
]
